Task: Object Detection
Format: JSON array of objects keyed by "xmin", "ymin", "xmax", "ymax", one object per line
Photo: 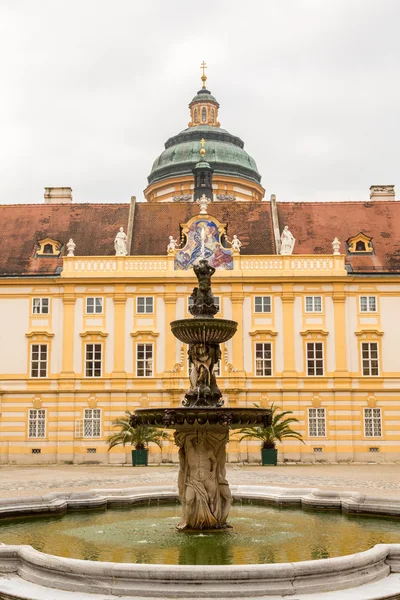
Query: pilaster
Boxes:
[
  {"xmin": 112, "ymin": 287, "xmax": 127, "ymax": 387},
  {"xmin": 281, "ymin": 290, "xmax": 296, "ymax": 382},
  {"xmin": 332, "ymin": 288, "xmax": 350, "ymax": 387},
  {"xmin": 60, "ymin": 289, "xmax": 75, "ymax": 387},
  {"xmin": 164, "ymin": 290, "xmax": 177, "ymax": 371}
]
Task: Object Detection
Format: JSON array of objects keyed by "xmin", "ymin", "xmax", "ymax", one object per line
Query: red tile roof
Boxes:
[
  {"xmin": 277, "ymin": 201, "xmax": 400, "ymax": 272},
  {"xmin": 0, "ymin": 204, "xmax": 130, "ymax": 276},
  {"xmin": 131, "ymin": 201, "xmax": 275, "ymax": 256}
]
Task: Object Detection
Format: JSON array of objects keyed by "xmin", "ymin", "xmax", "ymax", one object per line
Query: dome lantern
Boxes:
[{"xmin": 188, "ymin": 62, "xmax": 220, "ymax": 128}]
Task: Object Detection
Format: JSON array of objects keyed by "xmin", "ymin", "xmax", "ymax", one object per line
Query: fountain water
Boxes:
[{"xmin": 130, "ymin": 258, "xmax": 271, "ymax": 530}]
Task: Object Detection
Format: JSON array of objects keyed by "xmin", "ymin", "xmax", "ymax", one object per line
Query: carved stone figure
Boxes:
[
  {"xmin": 167, "ymin": 236, "xmax": 179, "ymax": 254},
  {"xmin": 175, "ymin": 429, "xmax": 232, "ymax": 530},
  {"xmin": 280, "ymin": 226, "xmax": 295, "ymax": 255},
  {"xmin": 189, "ymin": 259, "xmax": 218, "ymax": 318},
  {"xmin": 230, "ymin": 234, "xmax": 242, "ymax": 253},
  {"xmin": 332, "ymin": 237, "xmax": 341, "ymax": 255},
  {"xmin": 66, "ymin": 238, "xmax": 76, "ymax": 257},
  {"xmin": 114, "ymin": 227, "xmax": 128, "ymax": 256},
  {"xmin": 185, "ymin": 343, "xmax": 222, "ymax": 407},
  {"xmin": 197, "ymin": 194, "xmax": 211, "ymax": 215}
]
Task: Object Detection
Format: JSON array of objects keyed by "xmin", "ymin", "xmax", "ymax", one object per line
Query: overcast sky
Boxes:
[{"xmin": 1, "ymin": 0, "xmax": 399, "ymax": 204}]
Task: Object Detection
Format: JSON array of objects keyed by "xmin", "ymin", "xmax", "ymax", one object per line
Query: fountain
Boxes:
[{"xmin": 130, "ymin": 258, "xmax": 271, "ymax": 530}]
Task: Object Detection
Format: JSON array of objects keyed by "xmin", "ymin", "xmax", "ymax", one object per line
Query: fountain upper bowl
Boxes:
[{"xmin": 171, "ymin": 318, "xmax": 238, "ymax": 344}]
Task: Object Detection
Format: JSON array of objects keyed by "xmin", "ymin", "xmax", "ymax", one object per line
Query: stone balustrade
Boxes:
[{"xmin": 61, "ymin": 254, "xmax": 347, "ymax": 278}]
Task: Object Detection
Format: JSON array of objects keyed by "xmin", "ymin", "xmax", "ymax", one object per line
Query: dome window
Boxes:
[
  {"xmin": 346, "ymin": 232, "xmax": 373, "ymax": 254},
  {"xmin": 194, "ymin": 109, "xmax": 198, "ymax": 124},
  {"xmin": 211, "ymin": 108, "xmax": 215, "ymax": 124},
  {"xmin": 201, "ymin": 107, "xmax": 207, "ymax": 123},
  {"xmin": 36, "ymin": 237, "xmax": 62, "ymax": 257}
]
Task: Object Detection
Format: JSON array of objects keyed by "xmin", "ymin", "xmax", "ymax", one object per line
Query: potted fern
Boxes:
[
  {"xmin": 107, "ymin": 412, "xmax": 169, "ymax": 466},
  {"xmin": 238, "ymin": 403, "xmax": 304, "ymax": 465}
]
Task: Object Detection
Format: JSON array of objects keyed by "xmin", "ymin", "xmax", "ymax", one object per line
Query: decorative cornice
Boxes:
[
  {"xmin": 249, "ymin": 329, "xmax": 278, "ymax": 337},
  {"xmin": 80, "ymin": 331, "xmax": 108, "ymax": 338},
  {"xmin": 300, "ymin": 329, "xmax": 329, "ymax": 337},
  {"xmin": 355, "ymin": 329, "xmax": 384, "ymax": 337},
  {"xmin": 130, "ymin": 330, "xmax": 159, "ymax": 338},
  {"xmin": 26, "ymin": 331, "xmax": 54, "ymax": 339}
]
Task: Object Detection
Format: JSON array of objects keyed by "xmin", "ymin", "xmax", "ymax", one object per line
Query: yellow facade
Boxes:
[{"xmin": 1, "ymin": 251, "xmax": 399, "ymax": 465}]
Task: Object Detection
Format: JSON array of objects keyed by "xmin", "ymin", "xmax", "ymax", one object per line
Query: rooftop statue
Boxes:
[
  {"xmin": 114, "ymin": 227, "xmax": 128, "ymax": 256},
  {"xmin": 280, "ymin": 225, "xmax": 295, "ymax": 255}
]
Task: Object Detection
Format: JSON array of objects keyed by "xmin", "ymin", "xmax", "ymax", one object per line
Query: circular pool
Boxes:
[{"xmin": 1, "ymin": 501, "xmax": 400, "ymax": 565}]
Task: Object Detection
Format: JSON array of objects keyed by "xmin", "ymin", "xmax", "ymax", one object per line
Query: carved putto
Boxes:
[
  {"xmin": 167, "ymin": 236, "xmax": 179, "ymax": 254},
  {"xmin": 280, "ymin": 226, "xmax": 295, "ymax": 255},
  {"xmin": 114, "ymin": 227, "xmax": 128, "ymax": 256},
  {"xmin": 197, "ymin": 194, "xmax": 211, "ymax": 215},
  {"xmin": 66, "ymin": 238, "xmax": 76, "ymax": 257},
  {"xmin": 227, "ymin": 234, "xmax": 242, "ymax": 253}
]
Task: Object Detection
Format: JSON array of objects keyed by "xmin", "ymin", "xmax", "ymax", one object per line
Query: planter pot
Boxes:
[
  {"xmin": 131, "ymin": 449, "xmax": 148, "ymax": 466},
  {"xmin": 261, "ymin": 448, "xmax": 278, "ymax": 466}
]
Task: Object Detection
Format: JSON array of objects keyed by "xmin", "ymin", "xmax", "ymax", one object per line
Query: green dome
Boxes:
[
  {"xmin": 147, "ymin": 125, "xmax": 261, "ymax": 186},
  {"xmin": 189, "ymin": 88, "xmax": 219, "ymax": 105}
]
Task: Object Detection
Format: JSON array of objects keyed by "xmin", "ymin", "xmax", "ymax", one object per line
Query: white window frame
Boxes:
[
  {"xmin": 255, "ymin": 342, "xmax": 273, "ymax": 376},
  {"xmin": 136, "ymin": 343, "xmax": 154, "ymax": 377},
  {"xmin": 306, "ymin": 342, "xmax": 324, "ymax": 376},
  {"xmin": 308, "ymin": 408, "xmax": 326, "ymax": 437},
  {"xmin": 136, "ymin": 297, "xmax": 154, "ymax": 314},
  {"xmin": 83, "ymin": 408, "xmax": 101, "ymax": 438},
  {"xmin": 30, "ymin": 344, "xmax": 48, "ymax": 378},
  {"xmin": 254, "ymin": 296, "xmax": 272, "ymax": 313},
  {"xmin": 359, "ymin": 296, "xmax": 377, "ymax": 313},
  {"xmin": 188, "ymin": 295, "xmax": 220, "ymax": 313},
  {"xmin": 305, "ymin": 296, "xmax": 323, "ymax": 313},
  {"xmin": 85, "ymin": 343, "xmax": 102, "ymax": 377},
  {"xmin": 364, "ymin": 408, "xmax": 382, "ymax": 437},
  {"xmin": 32, "ymin": 297, "xmax": 50, "ymax": 315},
  {"xmin": 28, "ymin": 409, "xmax": 46, "ymax": 438},
  {"xmin": 86, "ymin": 297, "xmax": 103, "ymax": 315},
  {"xmin": 361, "ymin": 342, "xmax": 379, "ymax": 376}
]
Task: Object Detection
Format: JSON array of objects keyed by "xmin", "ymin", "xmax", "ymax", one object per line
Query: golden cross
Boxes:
[
  {"xmin": 200, "ymin": 138, "xmax": 205, "ymax": 148},
  {"xmin": 200, "ymin": 61, "xmax": 207, "ymax": 88}
]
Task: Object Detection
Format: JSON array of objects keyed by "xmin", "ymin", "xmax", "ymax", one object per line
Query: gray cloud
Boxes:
[{"xmin": 0, "ymin": 0, "xmax": 399, "ymax": 204}]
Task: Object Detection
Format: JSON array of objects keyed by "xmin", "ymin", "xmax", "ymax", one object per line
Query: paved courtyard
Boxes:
[{"xmin": 1, "ymin": 463, "xmax": 400, "ymax": 498}]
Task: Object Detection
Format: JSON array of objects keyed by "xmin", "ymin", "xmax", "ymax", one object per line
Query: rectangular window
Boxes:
[
  {"xmin": 364, "ymin": 408, "xmax": 382, "ymax": 437},
  {"xmin": 32, "ymin": 298, "xmax": 49, "ymax": 314},
  {"xmin": 362, "ymin": 342, "xmax": 379, "ymax": 376},
  {"xmin": 308, "ymin": 408, "xmax": 326, "ymax": 437},
  {"xmin": 189, "ymin": 296, "xmax": 220, "ymax": 312},
  {"xmin": 84, "ymin": 408, "xmax": 101, "ymax": 438},
  {"xmin": 306, "ymin": 342, "xmax": 324, "ymax": 376},
  {"xmin": 85, "ymin": 344, "xmax": 102, "ymax": 377},
  {"xmin": 305, "ymin": 296, "xmax": 322, "ymax": 313},
  {"xmin": 254, "ymin": 296, "xmax": 272, "ymax": 313},
  {"xmin": 360, "ymin": 296, "xmax": 377, "ymax": 313},
  {"xmin": 86, "ymin": 297, "xmax": 103, "ymax": 314},
  {"xmin": 28, "ymin": 409, "xmax": 46, "ymax": 438},
  {"xmin": 137, "ymin": 343, "xmax": 153, "ymax": 377},
  {"xmin": 137, "ymin": 297, "xmax": 154, "ymax": 314},
  {"xmin": 30, "ymin": 344, "xmax": 48, "ymax": 378},
  {"xmin": 255, "ymin": 342, "xmax": 272, "ymax": 376}
]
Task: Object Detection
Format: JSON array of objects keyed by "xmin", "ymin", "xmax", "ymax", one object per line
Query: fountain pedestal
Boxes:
[{"xmin": 131, "ymin": 259, "xmax": 271, "ymax": 530}]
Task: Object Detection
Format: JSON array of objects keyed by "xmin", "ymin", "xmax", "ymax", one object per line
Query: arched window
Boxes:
[
  {"xmin": 355, "ymin": 240, "xmax": 366, "ymax": 252},
  {"xmin": 194, "ymin": 109, "xmax": 198, "ymax": 124},
  {"xmin": 211, "ymin": 108, "xmax": 215, "ymax": 123},
  {"xmin": 201, "ymin": 107, "xmax": 207, "ymax": 123}
]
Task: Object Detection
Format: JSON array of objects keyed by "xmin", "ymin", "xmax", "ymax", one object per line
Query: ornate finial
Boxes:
[
  {"xmin": 197, "ymin": 194, "xmax": 210, "ymax": 215},
  {"xmin": 200, "ymin": 61, "xmax": 207, "ymax": 89},
  {"xmin": 200, "ymin": 138, "xmax": 206, "ymax": 158}
]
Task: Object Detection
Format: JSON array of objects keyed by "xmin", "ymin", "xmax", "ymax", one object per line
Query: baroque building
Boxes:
[{"xmin": 0, "ymin": 67, "xmax": 399, "ymax": 465}]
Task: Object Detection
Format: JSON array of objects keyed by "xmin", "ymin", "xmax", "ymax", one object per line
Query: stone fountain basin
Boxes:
[
  {"xmin": 0, "ymin": 486, "xmax": 399, "ymax": 599},
  {"xmin": 171, "ymin": 318, "xmax": 237, "ymax": 344},
  {"xmin": 133, "ymin": 407, "xmax": 271, "ymax": 429}
]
